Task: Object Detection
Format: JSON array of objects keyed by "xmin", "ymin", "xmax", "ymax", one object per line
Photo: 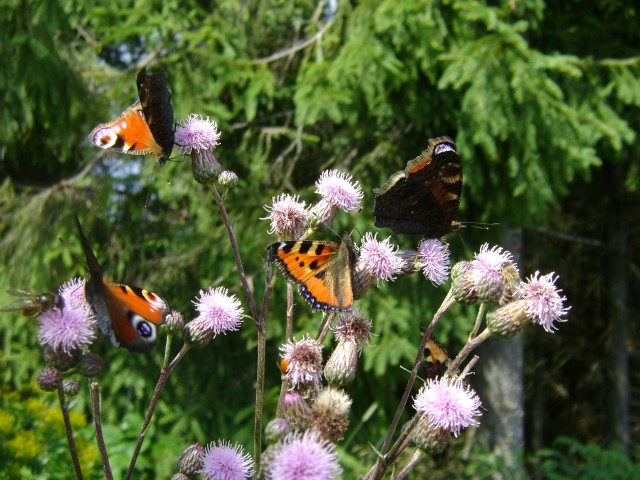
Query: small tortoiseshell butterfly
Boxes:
[
  {"xmin": 373, "ymin": 136, "xmax": 462, "ymax": 237},
  {"xmin": 267, "ymin": 235, "xmax": 357, "ymax": 312},
  {"xmin": 89, "ymin": 68, "xmax": 174, "ymax": 166},
  {"xmin": 422, "ymin": 336, "xmax": 450, "ymax": 379},
  {"xmin": 0, "ymin": 290, "xmax": 63, "ymax": 318},
  {"xmin": 75, "ymin": 217, "xmax": 170, "ymax": 352}
]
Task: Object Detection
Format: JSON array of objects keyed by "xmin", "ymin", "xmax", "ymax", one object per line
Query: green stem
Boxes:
[
  {"xmin": 57, "ymin": 382, "xmax": 84, "ymax": 480},
  {"xmin": 125, "ymin": 343, "xmax": 190, "ymax": 480},
  {"xmin": 447, "ymin": 328, "xmax": 493, "ymax": 376},
  {"xmin": 89, "ymin": 380, "xmax": 113, "ymax": 480},
  {"xmin": 209, "ymin": 183, "xmax": 259, "ymax": 321},
  {"xmin": 366, "ymin": 290, "xmax": 455, "ymax": 480},
  {"xmin": 254, "ymin": 267, "xmax": 277, "ymax": 477}
]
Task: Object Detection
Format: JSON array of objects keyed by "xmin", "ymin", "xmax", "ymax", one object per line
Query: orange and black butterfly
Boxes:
[
  {"xmin": 421, "ymin": 336, "xmax": 450, "ymax": 379},
  {"xmin": 89, "ymin": 68, "xmax": 174, "ymax": 166},
  {"xmin": 373, "ymin": 136, "xmax": 462, "ymax": 237},
  {"xmin": 267, "ymin": 235, "xmax": 357, "ymax": 312},
  {"xmin": 75, "ymin": 217, "xmax": 170, "ymax": 352},
  {"xmin": 0, "ymin": 290, "xmax": 63, "ymax": 318}
]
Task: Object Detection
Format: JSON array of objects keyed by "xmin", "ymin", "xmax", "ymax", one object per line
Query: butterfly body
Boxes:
[
  {"xmin": 267, "ymin": 236, "xmax": 357, "ymax": 312},
  {"xmin": 374, "ymin": 136, "xmax": 462, "ymax": 237},
  {"xmin": 422, "ymin": 337, "xmax": 450, "ymax": 379},
  {"xmin": 0, "ymin": 289, "xmax": 63, "ymax": 317},
  {"xmin": 89, "ymin": 68, "xmax": 174, "ymax": 166},
  {"xmin": 75, "ymin": 217, "xmax": 169, "ymax": 352}
]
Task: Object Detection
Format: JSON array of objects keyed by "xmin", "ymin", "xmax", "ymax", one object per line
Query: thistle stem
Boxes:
[
  {"xmin": 125, "ymin": 343, "xmax": 190, "ymax": 480},
  {"xmin": 57, "ymin": 382, "xmax": 84, "ymax": 480},
  {"xmin": 209, "ymin": 183, "xmax": 259, "ymax": 322},
  {"xmin": 89, "ymin": 380, "xmax": 113, "ymax": 480},
  {"xmin": 366, "ymin": 290, "xmax": 455, "ymax": 480}
]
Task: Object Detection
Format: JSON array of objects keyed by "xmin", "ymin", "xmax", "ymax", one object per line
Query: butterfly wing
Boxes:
[
  {"xmin": 422, "ymin": 337, "xmax": 450, "ymax": 379},
  {"xmin": 75, "ymin": 217, "xmax": 117, "ymax": 345},
  {"xmin": 75, "ymin": 217, "xmax": 168, "ymax": 352},
  {"xmin": 102, "ymin": 282, "xmax": 169, "ymax": 353},
  {"xmin": 267, "ymin": 237, "xmax": 356, "ymax": 312},
  {"xmin": 136, "ymin": 68, "xmax": 174, "ymax": 166},
  {"xmin": 374, "ymin": 136, "xmax": 462, "ymax": 237},
  {"xmin": 89, "ymin": 102, "xmax": 159, "ymax": 157}
]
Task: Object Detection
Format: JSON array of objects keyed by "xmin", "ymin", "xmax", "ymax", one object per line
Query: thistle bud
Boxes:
[
  {"xmin": 308, "ymin": 387, "xmax": 352, "ymax": 442},
  {"xmin": 218, "ymin": 170, "xmax": 238, "ymax": 189},
  {"xmin": 176, "ymin": 443, "xmax": 203, "ymax": 477},
  {"xmin": 77, "ymin": 352, "xmax": 105, "ymax": 377},
  {"xmin": 37, "ymin": 367, "xmax": 62, "ymax": 392},
  {"xmin": 486, "ymin": 299, "xmax": 531, "ymax": 338}
]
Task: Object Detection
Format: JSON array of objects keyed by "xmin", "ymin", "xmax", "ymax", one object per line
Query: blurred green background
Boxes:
[{"xmin": 1, "ymin": 0, "xmax": 639, "ymax": 478}]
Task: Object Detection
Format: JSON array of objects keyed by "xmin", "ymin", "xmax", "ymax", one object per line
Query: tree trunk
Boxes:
[{"xmin": 604, "ymin": 160, "xmax": 630, "ymax": 450}]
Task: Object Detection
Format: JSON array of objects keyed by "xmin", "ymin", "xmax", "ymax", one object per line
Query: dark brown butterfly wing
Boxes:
[
  {"xmin": 136, "ymin": 68, "xmax": 174, "ymax": 165},
  {"xmin": 374, "ymin": 136, "xmax": 462, "ymax": 237}
]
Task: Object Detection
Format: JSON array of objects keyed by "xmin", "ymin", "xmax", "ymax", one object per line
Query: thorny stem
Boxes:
[
  {"xmin": 57, "ymin": 382, "xmax": 84, "ymax": 480},
  {"xmin": 125, "ymin": 344, "xmax": 190, "ymax": 480},
  {"xmin": 209, "ymin": 183, "xmax": 260, "ymax": 322},
  {"xmin": 447, "ymin": 328, "xmax": 493, "ymax": 376},
  {"xmin": 89, "ymin": 380, "xmax": 113, "ymax": 480},
  {"xmin": 366, "ymin": 290, "xmax": 456, "ymax": 480}
]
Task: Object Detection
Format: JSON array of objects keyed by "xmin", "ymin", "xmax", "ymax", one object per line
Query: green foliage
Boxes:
[
  {"xmin": 532, "ymin": 437, "xmax": 640, "ymax": 479},
  {"xmin": 1, "ymin": 0, "xmax": 639, "ymax": 477}
]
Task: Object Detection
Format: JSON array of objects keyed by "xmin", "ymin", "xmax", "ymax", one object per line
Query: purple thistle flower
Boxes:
[
  {"xmin": 175, "ymin": 114, "xmax": 221, "ymax": 153},
  {"xmin": 314, "ymin": 170, "xmax": 363, "ymax": 213},
  {"xmin": 58, "ymin": 277, "xmax": 91, "ymax": 317},
  {"xmin": 518, "ymin": 271, "xmax": 570, "ymax": 333},
  {"xmin": 266, "ymin": 431, "xmax": 342, "ymax": 480},
  {"xmin": 356, "ymin": 233, "xmax": 403, "ymax": 281},
  {"xmin": 414, "ymin": 377, "xmax": 482, "ymax": 437},
  {"xmin": 417, "ymin": 239, "xmax": 451, "ymax": 285},
  {"xmin": 38, "ymin": 306, "xmax": 96, "ymax": 354},
  {"xmin": 186, "ymin": 287, "xmax": 244, "ymax": 347},
  {"xmin": 262, "ymin": 193, "xmax": 308, "ymax": 240},
  {"xmin": 202, "ymin": 440, "xmax": 253, "ymax": 480},
  {"xmin": 471, "ymin": 244, "xmax": 518, "ymax": 303},
  {"xmin": 280, "ymin": 336, "xmax": 323, "ymax": 389}
]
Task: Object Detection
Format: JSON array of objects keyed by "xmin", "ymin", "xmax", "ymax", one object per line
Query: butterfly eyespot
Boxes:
[
  {"xmin": 132, "ymin": 315, "xmax": 155, "ymax": 339},
  {"xmin": 93, "ymin": 129, "xmax": 118, "ymax": 148}
]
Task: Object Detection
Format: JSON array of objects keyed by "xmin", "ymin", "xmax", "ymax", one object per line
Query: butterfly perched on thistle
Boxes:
[
  {"xmin": 75, "ymin": 217, "xmax": 170, "ymax": 352},
  {"xmin": 373, "ymin": 136, "xmax": 462, "ymax": 238},
  {"xmin": 267, "ymin": 235, "xmax": 358, "ymax": 313},
  {"xmin": 89, "ymin": 68, "xmax": 174, "ymax": 166}
]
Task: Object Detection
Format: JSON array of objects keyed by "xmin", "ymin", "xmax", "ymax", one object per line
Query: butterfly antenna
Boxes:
[
  {"xmin": 74, "ymin": 216, "xmax": 104, "ymax": 283},
  {"xmin": 460, "ymin": 221, "xmax": 500, "ymax": 230}
]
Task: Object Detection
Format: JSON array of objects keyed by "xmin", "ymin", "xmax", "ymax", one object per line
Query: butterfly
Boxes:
[
  {"xmin": 421, "ymin": 336, "xmax": 450, "ymax": 379},
  {"xmin": 75, "ymin": 217, "xmax": 170, "ymax": 352},
  {"xmin": 267, "ymin": 235, "xmax": 357, "ymax": 312},
  {"xmin": 0, "ymin": 289, "xmax": 63, "ymax": 318},
  {"xmin": 373, "ymin": 136, "xmax": 462, "ymax": 237},
  {"xmin": 89, "ymin": 68, "xmax": 174, "ymax": 166}
]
